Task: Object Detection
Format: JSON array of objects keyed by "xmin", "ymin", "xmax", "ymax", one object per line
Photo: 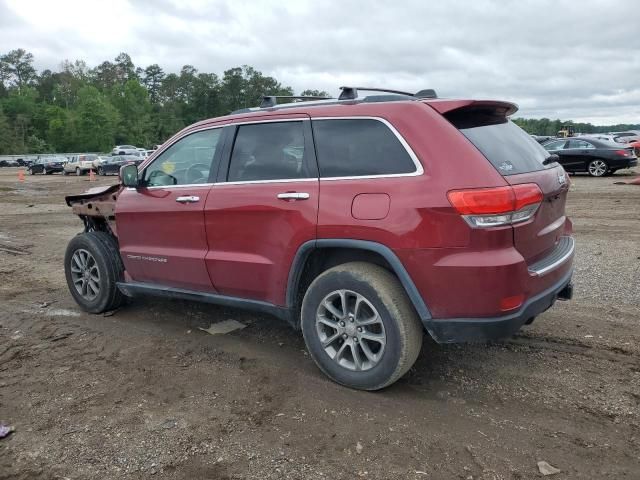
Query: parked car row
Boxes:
[{"xmin": 17, "ymin": 146, "xmax": 153, "ymax": 176}]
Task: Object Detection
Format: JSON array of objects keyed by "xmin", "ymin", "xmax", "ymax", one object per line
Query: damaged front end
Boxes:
[{"xmin": 65, "ymin": 184, "xmax": 122, "ymax": 236}]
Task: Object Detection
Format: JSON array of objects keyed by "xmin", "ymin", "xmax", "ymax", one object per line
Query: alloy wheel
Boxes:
[
  {"xmin": 588, "ymin": 160, "xmax": 607, "ymax": 177},
  {"xmin": 70, "ymin": 249, "xmax": 101, "ymax": 301},
  {"xmin": 315, "ymin": 289, "xmax": 386, "ymax": 371}
]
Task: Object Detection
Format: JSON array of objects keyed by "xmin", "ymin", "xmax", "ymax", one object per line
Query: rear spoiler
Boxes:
[{"xmin": 425, "ymin": 99, "xmax": 518, "ymax": 116}]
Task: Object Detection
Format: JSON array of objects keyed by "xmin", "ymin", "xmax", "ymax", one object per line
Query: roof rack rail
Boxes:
[
  {"xmin": 260, "ymin": 95, "xmax": 332, "ymax": 108},
  {"xmin": 338, "ymin": 86, "xmax": 438, "ymax": 101}
]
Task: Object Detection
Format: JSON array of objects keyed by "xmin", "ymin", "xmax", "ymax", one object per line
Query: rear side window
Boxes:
[
  {"xmin": 227, "ymin": 121, "xmax": 310, "ymax": 182},
  {"xmin": 450, "ymin": 114, "xmax": 550, "ymax": 175},
  {"xmin": 312, "ymin": 119, "xmax": 416, "ymax": 178}
]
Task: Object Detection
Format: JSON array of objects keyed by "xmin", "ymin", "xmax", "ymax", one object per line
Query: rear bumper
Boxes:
[{"xmin": 425, "ymin": 268, "xmax": 573, "ymax": 343}]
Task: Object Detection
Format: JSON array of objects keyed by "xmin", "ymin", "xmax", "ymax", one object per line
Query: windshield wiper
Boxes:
[{"xmin": 542, "ymin": 154, "xmax": 559, "ymax": 165}]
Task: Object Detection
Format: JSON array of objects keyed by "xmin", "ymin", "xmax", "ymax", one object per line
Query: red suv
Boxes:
[{"xmin": 64, "ymin": 87, "xmax": 574, "ymax": 390}]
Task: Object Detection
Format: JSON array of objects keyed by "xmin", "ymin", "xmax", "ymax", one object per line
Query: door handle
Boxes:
[
  {"xmin": 175, "ymin": 195, "xmax": 200, "ymax": 203},
  {"xmin": 277, "ymin": 192, "xmax": 310, "ymax": 200}
]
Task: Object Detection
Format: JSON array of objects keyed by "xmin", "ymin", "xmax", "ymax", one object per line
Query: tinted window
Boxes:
[
  {"xmin": 144, "ymin": 128, "xmax": 221, "ymax": 187},
  {"xmin": 566, "ymin": 140, "xmax": 594, "ymax": 149},
  {"xmin": 544, "ymin": 140, "xmax": 567, "ymax": 151},
  {"xmin": 227, "ymin": 121, "xmax": 309, "ymax": 182},
  {"xmin": 458, "ymin": 120, "xmax": 550, "ymax": 175},
  {"xmin": 312, "ymin": 119, "xmax": 416, "ymax": 177}
]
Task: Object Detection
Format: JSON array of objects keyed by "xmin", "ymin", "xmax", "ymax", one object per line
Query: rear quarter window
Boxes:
[
  {"xmin": 312, "ymin": 119, "xmax": 417, "ymax": 178},
  {"xmin": 450, "ymin": 115, "xmax": 549, "ymax": 175}
]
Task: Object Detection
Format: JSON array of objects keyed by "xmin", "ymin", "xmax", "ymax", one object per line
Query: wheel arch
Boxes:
[{"xmin": 286, "ymin": 239, "xmax": 432, "ymax": 329}]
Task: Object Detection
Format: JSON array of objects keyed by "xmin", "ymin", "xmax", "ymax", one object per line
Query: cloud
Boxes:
[{"xmin": 1, "ymin": 0, "xmax": 639, "ymax": 124}]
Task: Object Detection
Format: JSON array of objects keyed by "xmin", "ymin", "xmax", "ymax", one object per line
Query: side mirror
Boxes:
[{"xmin": 120, "ymin": 164, "xmax": 140, "ymax": 188}]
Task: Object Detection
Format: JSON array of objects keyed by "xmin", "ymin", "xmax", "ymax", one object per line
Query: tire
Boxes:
[
  {"xmin": 587, "ymin": 159, "xmax": 608, "ymax": 177},
  {"xmin": 62, "ymin": 169, "xmax": 68, "ymax": 176},
  {"xmin": 29, "ymin": 168, "xmax": 35, "ymax": 175},
  {"xmin": 76, "ymin": 167, "xmax": 82, "ymax": 176},
  {"xmin": 301, "ymin": 262, "xmax": 423, "ymax": 390},
  {"xmin": 43, "ymin": 168, "xmax": 49, "ymax": 175},
  {"xmin": 64, "ymin": 231, "xmax": 125, "ymax": 314},
  {"xmin": 98, "ymin": 167, "xmax": 104, "ymax": 176}
]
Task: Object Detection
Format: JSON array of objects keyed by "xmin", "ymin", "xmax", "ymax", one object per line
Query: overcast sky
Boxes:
[{"xmin": 1, "ymin": 0, "xmax": 639, "ymax": 124}]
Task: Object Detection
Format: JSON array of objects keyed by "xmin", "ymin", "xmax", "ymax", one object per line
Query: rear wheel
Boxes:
[
  {"xmin": 301, "ymin": 262, "xmax": 423, "ymax": 390},
  {"xmin": 588, "ymin": 159, "xmax": 608, "ymax": 177},
  {"xmin": 29, "ymin": 168, "xmax": 35, "ymax": 175},
  {"xmin": 76, "ymin": 167, "xmax": 82, "ymax": 176},
  {"xmin": 64, "ymin": 232, "xmax": 125, "ymax": 313}
]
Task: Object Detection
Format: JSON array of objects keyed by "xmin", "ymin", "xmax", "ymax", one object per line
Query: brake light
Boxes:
[
  {"xmin": 447, "ymin": 183, "xmax": 543, "ymax": 228},
  {"xmin": 615, "ymin": 150, "xmax": 630, "ymax": 156}
]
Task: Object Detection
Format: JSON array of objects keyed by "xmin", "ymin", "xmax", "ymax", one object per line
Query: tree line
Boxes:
[
  {"xmin": 0, "ymin": 49, "xmax": 328, "ymax": 154},
  {"xmin": 0, "ymin": 48, "xmax": 637, "ymax": 154},
  {"xmin": 512, "ymin": 117, "xmax": 640, "ymax": 137}
]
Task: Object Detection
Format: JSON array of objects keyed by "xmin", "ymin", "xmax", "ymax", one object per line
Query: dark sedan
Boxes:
[
  {"xmin": 28, "ymin": 157, "xmax": 67, "ymax": 174},
  {"xmin": 97, "ymin": 155, "xmax": 142, "ymax": 175},
  {"xmin": 543, "ymin": 137, "xmax": 638, "ymax": 177}
]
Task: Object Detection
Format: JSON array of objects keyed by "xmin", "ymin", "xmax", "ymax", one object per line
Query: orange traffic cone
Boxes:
[
  {"xmin": 17, "ymin": 170, "xmax": 25, "ymax": 182},
  {"xmin": 89, "ymin": 169, "xmax": 95, "ymax": 182}
]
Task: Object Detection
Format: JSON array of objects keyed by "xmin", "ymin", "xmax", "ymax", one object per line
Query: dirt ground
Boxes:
[{"xmin": 0, "ymin": 166, "xmax": 639, "ymax": 480}]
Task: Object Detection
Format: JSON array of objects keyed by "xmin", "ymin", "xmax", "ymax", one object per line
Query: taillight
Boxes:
[
  {"xmin": 615, "ymin": 150, "xmax": 630, "ymax": 156},
  {"xmin": 447, "ymin": 183, "xmax": 543, "ymax": 228}
]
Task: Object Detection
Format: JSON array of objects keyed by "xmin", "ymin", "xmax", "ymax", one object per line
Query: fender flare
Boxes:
[{"xmin": 286, "ymin": 239, "xmax": 432, "ymax": 324}]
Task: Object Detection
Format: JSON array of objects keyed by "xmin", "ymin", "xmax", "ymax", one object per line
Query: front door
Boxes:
[
  {"xmin": 204, "ymin": 117, "xmax": 319, "ymax": 306},
  {"xmin": 116, "ymin": 127, "xmax": 225, "ymax": 292}
]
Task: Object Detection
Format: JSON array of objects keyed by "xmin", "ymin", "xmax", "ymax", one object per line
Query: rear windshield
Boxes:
[{"xmin": 450, "ymin": 114, "xmax": 550, "ymax": 175}]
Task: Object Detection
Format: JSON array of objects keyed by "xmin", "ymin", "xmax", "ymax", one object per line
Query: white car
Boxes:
[
  {"xmin": 63, "ymin": 154, "xmax": 98, "ymax": 176},
  {"xmin": 136, "ymin": 148, "xmax": 148, "ymax": 158},
  {"xmin": 111, "ymin": 145, "xmax": 138, "ymax": 156}
]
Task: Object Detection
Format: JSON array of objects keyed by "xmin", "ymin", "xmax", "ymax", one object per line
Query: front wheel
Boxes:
[
  {"xmin": 76, "ymin": 167, "xmax": 82, "ymax": 176},
  {"xmin": 588, "ymin": 159, "xmax": 608, "ymax": 177},
  {"xmin": 98, "ymin": 167, "xmax": 105, "ymax": 176},
  {"xmin": 29, "ymin": 168, "xmax": 35, "ymax": 175},
  {"xmin": 301, "ymin": 262, "xmax": 423, "ymax": 390},
  {"xmin": 64, "ymin": 232, "xmax": 125, "ymax": 313}
]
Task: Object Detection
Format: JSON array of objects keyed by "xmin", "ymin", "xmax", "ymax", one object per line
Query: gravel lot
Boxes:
[{"xmin": 1, "ymin": 166, "xmax": 639, "ymax": 479}]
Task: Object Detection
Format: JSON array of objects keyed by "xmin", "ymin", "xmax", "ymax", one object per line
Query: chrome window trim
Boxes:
[
  {"xmin": 214, "ymin": 178, "xmax": 318, "ymax": 186},
  {"xmin": 311, "ymin": 116, "xmax": 424, "ymax": 181},
  {"xmin": 137, "ymin": 116, "xmax": 424, "ymax": 188},
  {"xmin": 213, "ymin": 116, "xmax": 424, "ymax": 185}
]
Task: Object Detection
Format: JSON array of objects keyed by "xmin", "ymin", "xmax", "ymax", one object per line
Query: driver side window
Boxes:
[{"xmin": 144, "ymin": 128, "xmax": 222, "ymax": 187}]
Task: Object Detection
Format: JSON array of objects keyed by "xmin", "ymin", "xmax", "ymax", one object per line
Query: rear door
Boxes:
[
  {"xmin": 204, "ymin": 116, "xmax": 318, "ymax": 305},
  {"xmin": 456, "ymin": 119, "xmax": 570, "ymax": 263},
  {"xmin": 116, "ymin": 126, "xmax": 225, "ymax": 292},
  {"xmin": 563, "ymin": 139, "xmax": 595, "ymax": 170}
]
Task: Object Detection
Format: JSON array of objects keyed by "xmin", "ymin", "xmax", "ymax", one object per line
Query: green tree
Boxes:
[
  {"xmin": 0, "ymin": 106, "xmax": 16, "ymax": 154},
  {"xmin": 113, "ymin": 79, "xmax": 152, "ymax": 147},
  {"xmin": 74, "ymin": 86, "xmax": 118, "ymax": 151},
  {"xmin": 0, "ymin": 48, "xmax": 37, "ymax": 93},
  {"xmin": 143, "ymin": 64, "xmax": 165, "ymax": 104},
  {"xmin": 300, "ymin": 89, "xmax": 330, "ymax": 98}
]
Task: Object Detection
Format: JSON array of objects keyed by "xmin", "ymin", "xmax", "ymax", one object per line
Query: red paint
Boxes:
[
  {"xmin": 351, "ymin": 193, "xmax": 390, "ymax": 220},
  {"xmin": 115, "ymin": 97, "xmax": 574, "ymax": 321}
]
